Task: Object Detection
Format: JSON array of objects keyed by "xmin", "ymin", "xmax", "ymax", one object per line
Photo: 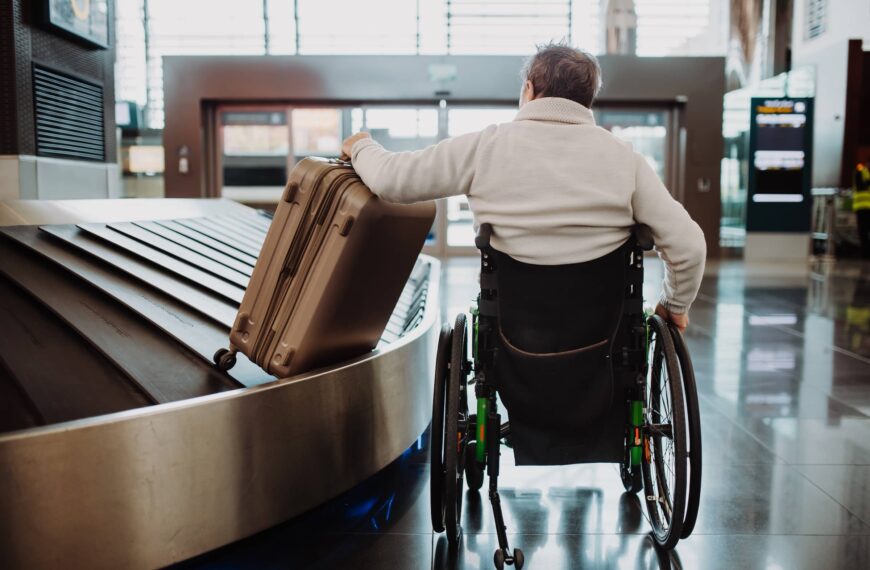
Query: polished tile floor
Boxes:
[{"xmin": 179, "ymin": 257, "xmax": 870, "ymax": 569}]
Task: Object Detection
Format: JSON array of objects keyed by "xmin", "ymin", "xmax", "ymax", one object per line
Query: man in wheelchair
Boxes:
[{"xmin": 342, "ymin": 43, "xmax": 706, "ymax": 569}]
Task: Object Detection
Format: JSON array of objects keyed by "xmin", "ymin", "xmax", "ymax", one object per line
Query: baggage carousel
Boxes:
[{"xmin": 0, "ymin": 199, "xmax": 439, "ymax": 569}]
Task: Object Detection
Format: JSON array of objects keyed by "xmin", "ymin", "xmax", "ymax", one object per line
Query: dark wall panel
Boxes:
[
  {"xmin": 0, "ymin": 0, "xmax": 20, "ymax": 154},
  {"xmin": 860, "ymin": 55, "xmax": 870, "ymax": 147},
  {"xmin": 0, "ymin": 0, "xmax": 116, "ymax": 161}
]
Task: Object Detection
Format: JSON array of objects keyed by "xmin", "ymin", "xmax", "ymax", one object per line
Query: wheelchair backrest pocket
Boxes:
[{"xmin": 495, "ymin": 334, "xmax": 613, "ymax": 433}]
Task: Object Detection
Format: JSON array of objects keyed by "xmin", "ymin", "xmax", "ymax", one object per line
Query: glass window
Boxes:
[
  {"xmin": 296, "ymin": 0, "xmax": 417, "ymax": 54},
  {"xmin": 115, "ymin": 1, "xmax": 734, "ymax": 130},
  {"xmin": 266, "ymin": 0, "xmax": 297, "ymax": 54},
  {"xmin": 223, "ymin": 125, "xmax": 289, "ymax": 156},
  {"xmin": 446, "ymin": 0, "xmax": 572, "ymax": 55},
  {"xmin": 418, "ymin": 0, "xmax": 448, "ymax": 54},
  {"xmin": 143, "ymin": 0, "xmax": 267, "ymax": 127},
  {"xmin": 634, "ymin": 0, "xmax": 726, "ymax": 56},
  {"xmin": 571, "ymin": 0, "xmax": 602, "ymax": 53},
  {"xmin": 292, "ymin": 109, "xmax": 341, "ymax": 156},
  {"xmin": 115, "ymin": 0, "xmax": 147, "ymax": 106}
]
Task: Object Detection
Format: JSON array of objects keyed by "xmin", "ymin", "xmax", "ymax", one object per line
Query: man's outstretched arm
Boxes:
[{"xmin": 342, "ymin": 128, "xmax": 492, "ymax": 204}]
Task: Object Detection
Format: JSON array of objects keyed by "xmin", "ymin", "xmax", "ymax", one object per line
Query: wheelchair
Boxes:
[{"xmin": 430, "ymin": 224, "xmax": 702, "ymax": 569}]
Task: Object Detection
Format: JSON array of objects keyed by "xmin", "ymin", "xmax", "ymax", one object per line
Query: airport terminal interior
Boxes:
[{"xmin": 1, "ymin": 1, "xmax": 870, "ymax": 569}]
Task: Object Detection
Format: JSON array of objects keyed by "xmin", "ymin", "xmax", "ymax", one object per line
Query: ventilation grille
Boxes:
[
  {"xmin": 805, "ymin": 0, "xmax": 826, "ymax": 40},
  {"xmin": 33, "ymin": 66, "xmax": 105, "ymax": 161}
]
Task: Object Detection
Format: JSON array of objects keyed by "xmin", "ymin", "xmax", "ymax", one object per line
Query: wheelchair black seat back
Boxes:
[
  {"xmin": 430, "ymin": 223, "xmax": 702, "ymax": 569},
  {"xmin": 493, "ymin": 240, "xmax": 632, "ymax": 466}
]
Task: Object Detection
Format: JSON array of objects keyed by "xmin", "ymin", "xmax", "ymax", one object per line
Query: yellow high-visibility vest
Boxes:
[{"xmin": 854, "ymin": 167, "xmax": 870, "ymax": 212}]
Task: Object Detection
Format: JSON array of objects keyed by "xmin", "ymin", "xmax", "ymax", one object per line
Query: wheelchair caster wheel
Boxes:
[
  {"xmin": 493, "ymin": 548, "xmax": 524, "ymax": 569},
  {"xmin": 213, "ymin": 348, "xmax": 237, "ymax": 371},
  {"xmin": 494, "ymin": 549, "xmax": 505, "ymax": 570}
]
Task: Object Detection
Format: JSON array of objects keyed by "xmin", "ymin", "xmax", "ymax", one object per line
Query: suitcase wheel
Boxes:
[{"xmin": 213, "ymin": 348, "xmax": 237, "ymax": 372}]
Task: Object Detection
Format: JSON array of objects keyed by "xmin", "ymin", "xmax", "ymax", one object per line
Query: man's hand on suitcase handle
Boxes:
[
  {"xmin": 340, "ymin": 131, "xmax": 372, "ymax": 161},
  {"xmin": 655, "ymin": 302, "xmax": 689, "ymax": 333}
]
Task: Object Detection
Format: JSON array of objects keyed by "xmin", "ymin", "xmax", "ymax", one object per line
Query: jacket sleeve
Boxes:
[
  {"xmin": 350, "ymin": 128, "xmax": 490, "ymax": 203},
  {"xmin": 631, "ymin": 152, "xmax": 707, "ymax": 314}
]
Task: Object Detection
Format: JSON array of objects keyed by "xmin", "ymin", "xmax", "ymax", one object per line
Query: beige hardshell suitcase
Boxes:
[{"xmin": 215, "ymin": 157, "xmax": 435, "ymax": 377}]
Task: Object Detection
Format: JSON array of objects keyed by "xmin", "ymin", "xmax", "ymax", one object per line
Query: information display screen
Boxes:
[{"xmin": 747, "ymin": 98, "xmax": 813, "ymax": 232}]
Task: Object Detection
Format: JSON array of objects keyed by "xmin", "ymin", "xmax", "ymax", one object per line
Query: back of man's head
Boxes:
[{"xmin": 522, "ymin": 43, "xmax": 602, "ymax": 108}]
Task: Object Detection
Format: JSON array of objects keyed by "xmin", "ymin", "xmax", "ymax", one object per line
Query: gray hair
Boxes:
[{"xmin": 521, "ymin": 42, "xmax": 602, "ymax": 107}]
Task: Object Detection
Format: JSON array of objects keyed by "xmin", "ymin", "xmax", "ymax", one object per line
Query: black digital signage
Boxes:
[{"xmin": 746, "ymin": 97, "xmax": 813, "ymax": 232}]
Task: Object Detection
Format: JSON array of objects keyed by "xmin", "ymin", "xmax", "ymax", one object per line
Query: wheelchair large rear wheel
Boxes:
[
  {"xmin": 670, "ymin": 325, "xmax": 702, "ymax": 539},
  {"xmin": 430, "ymin": 324, "xmax": 452, "ymax": 533},
  {"xmin": 642, "ymin": 315, "xmax": 687, "ymax": 550},
  {"xmin": 443, "ymin": 313, "xmax": 470, "ymax": 545}
]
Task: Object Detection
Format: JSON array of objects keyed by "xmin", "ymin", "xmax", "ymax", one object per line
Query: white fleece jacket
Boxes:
[{"xmin": 351, "ymin": 97, "xmax": 706, "ymax": 314}]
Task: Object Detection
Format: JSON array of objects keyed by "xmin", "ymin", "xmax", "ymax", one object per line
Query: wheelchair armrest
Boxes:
[
  {"xmin": 633, "ymin": 224, "xmax": 655, "ymax": 251},
  {"xmin": 475, "ymin": 223, "xmax": 494, "ymax": 250}
]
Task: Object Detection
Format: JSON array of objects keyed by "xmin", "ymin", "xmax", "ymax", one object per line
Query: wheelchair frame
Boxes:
[{"xmin": 430, "ymin": 224, "xmax": 702, "ymax": 569}]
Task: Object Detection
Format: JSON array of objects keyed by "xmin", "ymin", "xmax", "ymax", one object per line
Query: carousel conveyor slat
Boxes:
[
  {"xmin": 100, "ymin": 222, "xmax": 251, "ymax": 288},
  {"xmin": 213, "ymin": 213, "xmax": 270, "ymax": 239},
  {"xmin": 130, "ymin": 220, "xmax": 256, "ymax": 277},
  {"xmin": 228, "ymin": 213, "xmax": 270, "ymax": 236},
  {"xmin": 40, "ymin": 224, "xmax": 239, "ymax": 327},
  {"xmin": 74, "ymin": 222, "xmax": 245, "ymax": 304},
  {"xmin": 0, "ymin": 274, "xmax": 154, "ymax": 426},
  {"xmin": 172, "ymin": 217, "xmax": 264, "ymax": 260},
  {"xmin": 150, "ymin": 219, "xmax": 259, "ymax": 267},
  {"xmin": 0, "ymin": 235, "xmax": 240, "ymax": 403},
  {"xmin": 177, "ymin": 217, "xmax": 265, "ymax": 258},
  {"xmin": 2, "ymin": 226, "xmax": 269, "ymax": 388}
]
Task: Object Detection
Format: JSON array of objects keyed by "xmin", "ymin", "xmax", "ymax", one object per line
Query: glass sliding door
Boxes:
[
  {"xmin": 219, "ymin": 106, "xmax": 292, "ymax": 205},
  {"xmin": 218, "ymin": 105, "xmax": 345, "ymax": 205}
]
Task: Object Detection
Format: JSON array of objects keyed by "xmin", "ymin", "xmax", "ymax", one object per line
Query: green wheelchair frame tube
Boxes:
[
  {"xmin": 629, "ymin": 400, "xmax": 643, "ymax": 466},
  {"xmin": 471, "ymin": 304, "xmax": 488, "ymax": 464}
]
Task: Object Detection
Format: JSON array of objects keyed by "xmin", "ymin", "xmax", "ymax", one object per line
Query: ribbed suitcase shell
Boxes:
[{"xmin": 229, "ymin": 157, "xmax": 435, "ymax": 377}]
